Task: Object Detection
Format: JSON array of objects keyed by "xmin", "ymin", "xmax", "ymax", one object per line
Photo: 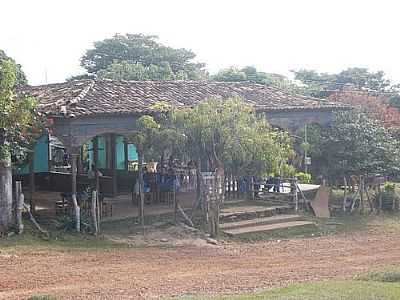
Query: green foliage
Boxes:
[
  {"xmin": 171, "ymin": 97, "xmax": 294, "ymax": 176},
  {"xmin": 293, "ymin": 67, "xmax": 395, "ymax": 98},
  {"xmin": 27, "ymin": 295, "xmax": 57, "ymax": 300},
  {"xmin": 56, "ymin": 214, "xmax": 92, "ymax": 233},
  {"xmin": 212, "ymin": 66, "xmax": 298, "ymax": 91},
  {"xmin": 79, "ymin": 33, "xmax": 207, "ymax": 81},
  {"xmin": 211, "ymin": 66, "xmax": 247, "ymax": 82},
  {"xmin": 384, "ymin": 181, "xmax": 396, "ymax": 191},
  {"xmin": 307, "ymin": 110, "xmax": 400, "ymax": 180},
  {"xmin": 179, "ymin": 280, "xmax": 400, "ymax": 300},
  {"xmin": 128, "ymin": 115, "xmax": 160, "ymax": 155},
  {"xmin": 280, "ymin": 164, "xmax": 296, "ymax": 178},
  {"xmin": 356, "ymin": 268, "xmax": 400, "ymax": 283},
  {"xmin": 0, "ymin": 59, "xmax": 41, "ymax": 162},
  {"xmin": 98, "ymin": 61, "xmax": 177, "ymax": 81},
  {"xmin": 295, "ymin": 172, "xmax": 311, "ymax": 183},
  {"xmin": 389, "ymin": 93, "xmax": 400, "ymax": 110},
  {"xmin": 0, "ymin": 49, "xmax": 27, "ymax": 86}
]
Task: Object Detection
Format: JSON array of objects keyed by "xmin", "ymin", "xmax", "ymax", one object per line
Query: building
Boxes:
[{"xmin": 18, "ymin": 79, "xmax": 348, "ymax": 218}]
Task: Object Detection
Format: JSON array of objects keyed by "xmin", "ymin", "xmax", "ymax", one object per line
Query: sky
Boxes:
[{"xmin": 1, "ymin": 0, "xmax": 399, "ymax": 86}]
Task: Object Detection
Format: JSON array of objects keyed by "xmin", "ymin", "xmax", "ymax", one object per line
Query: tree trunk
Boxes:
[{"xmin": 0, "ymin": 154, "xmax": 12, "ymax": 234}]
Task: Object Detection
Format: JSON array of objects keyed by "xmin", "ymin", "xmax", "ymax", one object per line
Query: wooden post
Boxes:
[
  {"xmin": 364, "ymin": 183, "xmax": 374, "ymax": 213},
  {"xmin": 91, "ymin": 190, "xmax": 98, "ymax": 235},
  {"xmin": 71, "ymin": 153, "xmax": 80, "ymax": 232},
  {"xmin": 93, "ymin": 137, "xmax": 100, "ymax": 192},
  {"xmin": 359, "ymin": 175, "xmax": 364, "ymax": 214},
  {"xmin": 0, "ymin": 155, "xmax": 12, "ymax": 233},
  {"xmin": 138, "ymin": 152, "xmax": 145, "ymax": 228},
  {"xmin": 293, "ymin": 178, "xmax": 299, "ymax": 212},
  {"xmin": 378, "ymin": 184, "xmax": 383, "ymax": 213},
  {"xmin": 250, "ymin": 176, "xmax": 255, "ymax": 201},
  {"xmin": 343, "ymin": 176, "xmax": 348, "ymax": 212},
  {"xmin": 111, "ymin": 134, "xmax": 118, "ymax": 198},
  {"xmin": 173, "ymin": 178, "xmax": 178, "ymax": 224},
  {"xmin": 29, "ymin": 152, "xmax": 35, "ymax": 214},
  {"xmin": 124, "ymin": 139, "xmax": 129, "ymax": 171},
  {"xmin": 15, "ymin": 181, "xmax": 24, "ymax": 234},
  {"xmin": 196, "ymin": 158, "xmax": 204, "ymax": 219},
  {"xmin": 96, "ymin": 190, "xmax": 101, "ymax": 233}
]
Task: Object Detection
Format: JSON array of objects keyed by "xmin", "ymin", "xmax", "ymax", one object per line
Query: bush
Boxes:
[
  {"xmin": 384, "ymin": 181, "xmax": 396, "ymax": 191},
  {"xmin": 281, "ymin": 164, "xmax": 296, "ymax": 178},
  {"xmin": 374, "ymin": 182, "xmax": 397, "ymax": 210},
  {"xmin": 295, "ymin": 172, "xmax": 312, "ymax": 184}
]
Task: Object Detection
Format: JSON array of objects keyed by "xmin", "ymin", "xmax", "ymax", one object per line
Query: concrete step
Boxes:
[
  {"xmin": 220, "ymin": 205, "xmax": 292, "ymax": 222},
  {"xmin": 223, "ymin": 221, "xmax": 315, "ymax": 236},
  {"xmin": 220, "ymin": 214, "xmax": 302, "ymax": 230}
]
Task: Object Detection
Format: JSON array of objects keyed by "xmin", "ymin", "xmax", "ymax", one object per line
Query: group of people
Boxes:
[{"xmin": 133, "ymin": 164, "xmax": 182, "ymax": 203}]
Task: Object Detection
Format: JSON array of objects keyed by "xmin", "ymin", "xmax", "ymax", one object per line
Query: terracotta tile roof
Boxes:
[{"xmin": 21, "ymin": 79, "xmax": 348, "ymax": 117}]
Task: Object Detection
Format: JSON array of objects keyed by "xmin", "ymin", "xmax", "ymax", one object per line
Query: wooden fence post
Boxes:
[
  {"xmin": 91, "ymin": 190, "xmax": 98, "ymax": 235},
  {"xmin": 15, "ymin": 181, "xmax": 24, "ymax": 234},
  {"xmin": 293, "ymin": 178, "xmax": 299, "ymax": 212},
  {"xmin": 343, "ymin": 177, "xmax": 348, "ymax": 212},
  {"xmin": 174, "ymin": 178, "xmax": 178, "ymax": 224},
  {"xmin": 70, "ymin": 153, "xmax": 80, "ymax": 233},
  {"xmin": 137, "ymin": 152, "xmax": 145, "ymax": 229}
]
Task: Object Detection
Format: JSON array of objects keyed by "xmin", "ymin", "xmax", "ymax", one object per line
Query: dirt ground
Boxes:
[{"xmin": 1, "ymin": 229, "xmax": 400, "ymax": 300}]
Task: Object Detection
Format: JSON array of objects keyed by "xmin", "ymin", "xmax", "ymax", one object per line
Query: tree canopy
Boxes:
[
  {"xmin": 211, "ymin": 66, "xmax": 296, "ymax": 91},
  {"xmin": 168, "ymin": 98, "xmax": 293, "ymax": 177},
  {"xmin": 78, "ymin": 34, "xmax": 207, "ymax": 81},
  {"xmin": 0, "ymin": 50, "xmax": 27, "ymax": 86},
  {"xmin": 0, "ymin": 59, "xmax": 41, "ymax": 164},
  {"xmin": 293, "ymin": 67, "xmax": 396, "ymax": 98},
  {"xmin": 306, "ymin": 110, "xmax": 400, "ymax": 180},
  {"xmin": 127, "ymin": 98, "xmax": 294, "ymax": 177}
]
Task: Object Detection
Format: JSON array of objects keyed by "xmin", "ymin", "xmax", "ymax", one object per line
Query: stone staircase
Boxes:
[{"xmin": 220, "ymin": 203, "xmax": 315, "ymax": 236}]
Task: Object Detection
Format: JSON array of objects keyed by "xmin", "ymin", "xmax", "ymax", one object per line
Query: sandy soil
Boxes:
[{"xmin": 1, "ymin": 230, "xmax": 400, "ymax": 299}]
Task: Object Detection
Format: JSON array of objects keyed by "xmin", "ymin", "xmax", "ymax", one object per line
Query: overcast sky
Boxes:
[{"xmin": 1, "ymin": 0, "xmax": 399, "ymax": 85}]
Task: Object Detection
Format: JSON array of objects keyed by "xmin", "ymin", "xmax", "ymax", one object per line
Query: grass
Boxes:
[
  {"xmin": 0, "ymin": 222, "xmax": 126, "ymax": 250},
  {"xmin": 178, "ymin": 280, "xmax": 400, "ymax": 300},
  {"xmin": 177, "ymin": 267, "xmax": 400, "ymax": 300},
  {"xmin": 355, "ymin": 268, "xmax": 400, "ymax": 283},
  {"xmin": 0, "ymin": 212, "xmax": 183, "ymax": 250},
  {"xmin": 27, "ymin": 295, "xmax": 57, "ymax": 300},
  {"xmin": 229, "ymin": 212, "xmax": 400, "ymax": 242}
]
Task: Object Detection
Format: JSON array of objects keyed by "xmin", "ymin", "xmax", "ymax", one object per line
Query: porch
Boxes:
[{"xmin": 23, "ymin": 190, "xmax": 197, "ymax": 222}]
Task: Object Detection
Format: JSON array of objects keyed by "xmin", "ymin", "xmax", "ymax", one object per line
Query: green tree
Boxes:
[
  {"xmin": 78, "ymin": 33, "xmax": 207, "ymax": 81},
  {"xmin": 0, "ymin": 59, "xmax": 40, "ymax": 232},
  {"xmin": 0, "ymin": 50, "xmax": 27, "ymax": 86},
  {"xmin": 97, "ymin": 61, "xmax": 175, "ymax": 81},
  {"xmin": 211, "ymin": 67, "xmax": 247, "ymax": 82},
  {"xmin": 293, "ymin": 67, "xmax": 395, "ymax": 98},
  {"xmin": 308, "ymin": 110, "xmax": 400, "ymax": 180},
  {"xmin": 171, "ymin": 97, "xmax": 293, "ymax": 177},
  {"xmin": 212, "ymin": 66, "xmax": 298, "ymax": 91},
  {"xmin": 127, "ymin": 115, "xmax": 160, "ymax": 227}
]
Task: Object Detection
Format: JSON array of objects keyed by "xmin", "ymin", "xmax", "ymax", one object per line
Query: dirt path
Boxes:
[{"xmin": 1, "ymin": 231, "xmax": 400, "ymax": 299}]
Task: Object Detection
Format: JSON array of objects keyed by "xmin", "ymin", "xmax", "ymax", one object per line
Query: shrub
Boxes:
[
  {"xmin": 384, "ymin": 181, "xmax": 395, "ymax": 191},
  {"xmin": 295, "ymin": 172, "xmax": 312, "ymax": 184},
  {"xmin": 281, "ymin": 164, "xmax": 296, "ymax": 178},
  {"xmin": 374, "ymin": 182, "xmax": 397, "ymax": 210}
]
